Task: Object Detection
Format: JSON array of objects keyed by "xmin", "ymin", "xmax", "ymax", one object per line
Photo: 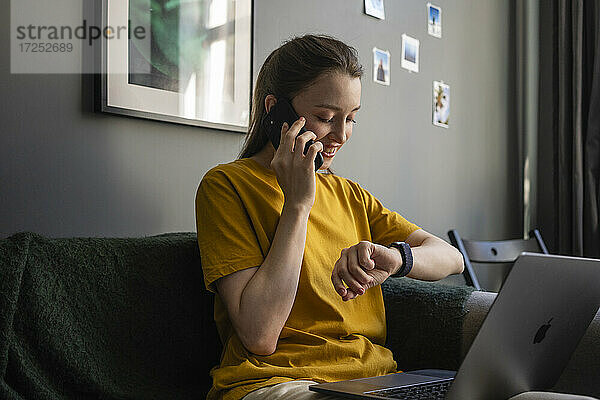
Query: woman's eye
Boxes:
[{"xmin": 317, "ymin": 116, "xmax": 357, "ymax": 124}]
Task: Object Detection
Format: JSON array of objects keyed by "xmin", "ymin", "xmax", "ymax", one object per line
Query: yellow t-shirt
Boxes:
[{"xmin": 195, "ymin": 158, "xmax": 420, "ymax": 400}]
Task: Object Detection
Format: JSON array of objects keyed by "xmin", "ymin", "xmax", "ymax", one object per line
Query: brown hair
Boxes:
[{"xmin": 238, "ymin": 34, "xmax": 363, "ymax": 159}]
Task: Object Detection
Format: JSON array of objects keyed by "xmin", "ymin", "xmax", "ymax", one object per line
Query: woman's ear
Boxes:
[{"xmin": 264, "ymin": 94, "xmax": 277, "ymax": 113}]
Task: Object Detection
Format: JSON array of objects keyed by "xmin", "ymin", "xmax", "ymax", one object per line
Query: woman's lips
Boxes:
[{"xmin": 321, "ymin": 146, "xmax": 339, "ymax": 158}]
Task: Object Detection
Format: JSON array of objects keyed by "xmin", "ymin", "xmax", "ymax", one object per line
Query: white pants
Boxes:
[{"xmin": 242, "ymin": 380, "xmax": 598, "ymax": 400}]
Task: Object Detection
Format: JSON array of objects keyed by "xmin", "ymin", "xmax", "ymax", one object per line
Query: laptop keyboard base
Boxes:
[{"xmin": 367, "ymin": 380, "xmax": 452, "ymax": 399}]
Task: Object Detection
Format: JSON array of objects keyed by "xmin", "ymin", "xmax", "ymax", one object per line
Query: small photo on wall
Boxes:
[
  {"xmin": 427, "ymin": 3, "xmax": 442, "ymax": 38},
  {"xmin": 373, "ymin": 47, "xmax": 390, "ymax": 86},
  {"xmin": 401, "ymin": 34, "xmax": 420, "ymax": 73},
  {"xmin": 433, "ymin": 80, "xmax": 450, "ymax": 128},
  {"xmin": 365, "ymin": 0, "xmax": 385, "ymax": 20}
]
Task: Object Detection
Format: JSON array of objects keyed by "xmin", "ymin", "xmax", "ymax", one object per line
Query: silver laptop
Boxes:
[{"xmin": 309, "ymin": 252, "xmax": 600, "ymax": 400}]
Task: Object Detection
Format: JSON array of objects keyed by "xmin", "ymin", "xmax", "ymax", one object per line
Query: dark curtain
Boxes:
[
  {"xmin": 583, "ymin": 1, "xmax": 600, "ymax": 256},
  {"xmin": 539, "ymin": 0, "xmax": 600, "ymax": 257}
]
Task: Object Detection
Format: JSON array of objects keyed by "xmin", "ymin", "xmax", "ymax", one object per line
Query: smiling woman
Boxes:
[
  {"xmin": 251, "ymin": 71, "xmax": 361, "ymax": 172},
  {"xmin": 195, "ymin": 34, "xmax": 464, "ymax": 400},
  {"xmin": 238, "ymin": 35, "xmax": 364, "ymax": 165}
]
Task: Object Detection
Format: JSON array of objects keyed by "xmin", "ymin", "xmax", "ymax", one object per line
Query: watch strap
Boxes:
[{"xmin": 389, "ymin": 242, "xmax": 413, "ymax": 277}]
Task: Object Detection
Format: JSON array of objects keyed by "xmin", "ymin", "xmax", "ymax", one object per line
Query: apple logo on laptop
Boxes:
[{"xmin": 533, "ymin": 318, "xmax": 553, "ymax": 344}]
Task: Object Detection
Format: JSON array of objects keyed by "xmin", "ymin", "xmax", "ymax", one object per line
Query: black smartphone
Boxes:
[{"xmin": 263, "ymin": 97, "xmax": 324, "ymax": 171}]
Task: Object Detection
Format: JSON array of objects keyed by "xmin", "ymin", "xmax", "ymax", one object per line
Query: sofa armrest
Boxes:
[
  {"xmin": 462, "ymin": 291, "xmax": 600, "ymax": 398},
  {"xmin": 460, "ymin": 290, "xmax": 497, "ymax": 357},
  {"xmin": 382, "ymin": 278, "xmax": 475, "ymax": 371}
]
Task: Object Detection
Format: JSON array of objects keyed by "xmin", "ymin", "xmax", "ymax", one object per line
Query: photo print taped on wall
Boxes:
[
  {"xmin": 373, "ymin": 47, "xmax": 390, "ymax": 86},
  {"xmin": 433, "ymin": 80, "xmax": 450, "ymax": 128},
  {"xmin": 401, "ymin": 34, "xmax": 419, "ymax": 73},
  {"xmin": 364, "ymin": 0, "xmax": 385, "ymax": 20},
  {"xmin": 427, "ymin": 3, "xmax": 442, "ymax": 38}
]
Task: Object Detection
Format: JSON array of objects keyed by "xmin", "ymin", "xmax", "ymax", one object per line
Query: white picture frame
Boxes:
[
  {"xmin": 364, "ymin": 0, "xmax": 385, "ymax": 20},
  {"xmin": 427, "ymin": 3, "xmax": 442, "ymax": 38},
  {"xmin": 373, "ymin": 47, "xmax": 390, "ymax": 86},
  {"xmin": 401, "ymin": 34, "xmax": 420, "ymax": 73},
  {"xmin": 99, "ymin": 0, "xmax": 252, "ymax": 133},
  {"xmin": 433, "ymin": 80, "xmax": 450, "ymax": 128}
]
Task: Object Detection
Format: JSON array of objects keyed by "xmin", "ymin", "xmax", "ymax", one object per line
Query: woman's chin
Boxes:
[{"xmin": 318, "ymin": 157, "xmax": 333, "ymax": 171}]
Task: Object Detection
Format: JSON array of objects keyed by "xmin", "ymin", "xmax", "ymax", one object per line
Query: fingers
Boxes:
[
  {"xmin": 332, "ymin": 246, "xmax": 376, "ymax": 301},
  {"xmin": 343, "ymin": 288, "xmax": 359, "ymax": 301},
  {"xmin": 280, "ymin": 117, "xmax": 307, "ymax": 153},
  {"xmin": 346, "ymin": 249, "xmax": 374, "ymax": 287},
  {"xmin": 293, "ymin": 131, "xmax": 318, "ymax": 163},
  {"xmin": 357, "ymin": 241, "xmax": 376, "ymax": 271},
  {"xmin": 278, "ymin": 118, "xmax": 321, "ymax": 168},
  {"xmin": 279, "ymin": 122, "xmax": 288, "ymax": 148},
  {"xmin": 305, "ymin": 140, "xmax": 323, "ymax": 162},
  {"xmin": 338, "ymin": 250, "xmax": 365, "ymax": 295},
  {"xmin": 333, "ymin": 252, "xmax": 363, "ymax": 301},
  {"xmin": 331, "ymin": 258, "xmax": 347, "ymax": 297}
]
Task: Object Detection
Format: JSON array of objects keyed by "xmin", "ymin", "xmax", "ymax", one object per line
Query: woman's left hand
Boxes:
[
  {"xmin": 331, "ymin": 231, "xmax": 465, "ymax": 301},
  {"xmin": 331, "ymin": 241, "xmax": 402, "ymax": 301}
]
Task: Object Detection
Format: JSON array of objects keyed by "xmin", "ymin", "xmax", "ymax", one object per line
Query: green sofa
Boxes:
[{"xmin": 0, "ymin": 232, "xmax": 597, "ymax": 399}]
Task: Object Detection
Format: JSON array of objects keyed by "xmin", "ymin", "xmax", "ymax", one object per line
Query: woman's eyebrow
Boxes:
[{"xmin": 314, "ymin": 104, "xmax": 361, "ymax": 112}]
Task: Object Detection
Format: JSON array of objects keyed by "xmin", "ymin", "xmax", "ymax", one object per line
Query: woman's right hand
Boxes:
[{"xmin": 270, "ymin": 117, "xmax": 323, "ymax": 212}]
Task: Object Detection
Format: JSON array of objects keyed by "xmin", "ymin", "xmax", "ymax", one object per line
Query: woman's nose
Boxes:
[{"xmin": 331, "ymin": 121, "xmax": 347, "ymax": 143}]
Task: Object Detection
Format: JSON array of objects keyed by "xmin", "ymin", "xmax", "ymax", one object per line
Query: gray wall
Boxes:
[{"xmin": 2, "ymin": 1, "xmax": 519, "ymax": 289}]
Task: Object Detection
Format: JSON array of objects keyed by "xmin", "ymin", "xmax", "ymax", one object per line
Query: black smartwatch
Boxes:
[{"xmin": 389, "ymin": 242, "xmax": 413, "ymax": 277}]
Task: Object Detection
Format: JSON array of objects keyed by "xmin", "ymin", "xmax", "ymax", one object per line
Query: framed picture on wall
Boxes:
[
  {"xmin": 427, "ymin": 3, "xmax": 442, "ymax": 38},
  {"xmin": 433, "ymin": 80, "xmax": 450, "ymax": 128},
  {"xmin": 373, "ymin": 47, "xmax": 390, "ymax": 86},
  {"xmin": 98, "ymin": 0, "xmax": 252, "ymax": 133},
  {"xmin": 401, "ymin": 34, "xmax": 419, "ymax": 73}
]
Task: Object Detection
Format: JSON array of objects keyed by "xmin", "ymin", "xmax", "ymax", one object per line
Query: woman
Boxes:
[{"xmin": 195, "ymin": 34, "xmax": 464, "ymax": 400}]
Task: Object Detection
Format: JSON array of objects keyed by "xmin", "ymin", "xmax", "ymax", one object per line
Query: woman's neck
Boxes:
[{"xmin": 249, "ymin": 145, "xmax": 275, "ymax": 170}]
